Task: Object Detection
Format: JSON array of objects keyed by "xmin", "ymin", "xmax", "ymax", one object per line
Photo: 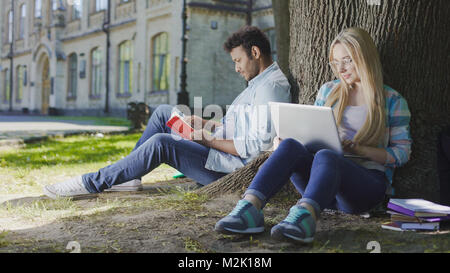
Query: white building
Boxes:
[{"xmin": 0, "ymin": 0, "xmax": 276, "ymax": 116}]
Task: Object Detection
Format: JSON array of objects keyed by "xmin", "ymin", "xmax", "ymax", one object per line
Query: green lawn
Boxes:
[
  {"xmin": 49, "ymin": 116, "xmax": 132, "ymax": 127},
  {"xmin": 0, "ymin": 133, "xmax": 175, "ymax": 195},
  {"xmin": 0, "ymin": 133, "xmax": 209, "ymax": 253}
]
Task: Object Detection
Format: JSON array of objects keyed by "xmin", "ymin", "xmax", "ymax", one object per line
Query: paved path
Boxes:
[{"xmin": 0, "ymin": 115, "xmax": 130, "ymax": 146}]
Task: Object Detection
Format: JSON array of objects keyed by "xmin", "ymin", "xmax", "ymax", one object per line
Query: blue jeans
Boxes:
[
  {"xmin": 245, "ymin": 138, "xmax": 387, "ymax": 215},
  {"xmin": 82, "ymin": 105, "xmax": 227, "ymax": 193}
]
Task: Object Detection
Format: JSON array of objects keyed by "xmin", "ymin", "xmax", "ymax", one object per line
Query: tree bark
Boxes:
[
  {"xmin": 196, "ymin": 152, "xmax": 272, "ymax": 197},
  {"xmin": 197, "ymin": 0, "xmax": 450, "ymax": 202},
  {"xmin": 271, "ymin": 0, "xmax": 290, "ymax": 76},
  {"xmin": 272, "ymin": 0, "xmax": 301, "ymax": 104},
  {"xmin": 289, "ymin": 0, "xmax": 450, "ymax": 201}
]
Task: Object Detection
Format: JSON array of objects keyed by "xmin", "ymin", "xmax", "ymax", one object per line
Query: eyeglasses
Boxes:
[{"xmin": 329, "ymin": 58, "xmax": 353, "ymax": 70}]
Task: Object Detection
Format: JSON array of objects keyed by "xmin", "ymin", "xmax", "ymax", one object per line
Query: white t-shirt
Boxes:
[
  {"xmin": 339, "ymin": 105, "xmax": 386, "ymax": 173},
  {"xmin": 339, "ymin": 105, "xmax": 368, "ymax": 141}
]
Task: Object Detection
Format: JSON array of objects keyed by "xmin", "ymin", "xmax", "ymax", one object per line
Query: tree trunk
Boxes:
[
  {"xmin": 271, "ymin": 0, "xmax": 290, "ymax": 76},
  {"xmin": 197, "ymin": 0, "xmax": 450, "ymax": 202},
  {"xmin": 289, "ymin": 0, "xmax": 450, "ymax": 201},
  {"xmin": 272, "ymin": 0, "xmax": 300, "ymax": 104},
  {"xmin": 196, "ymin": 152, "xmax": 272, "ymax": 197}
]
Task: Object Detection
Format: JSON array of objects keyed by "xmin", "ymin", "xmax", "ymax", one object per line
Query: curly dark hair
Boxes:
[{"xmin": 223, "ymin": 26, "xmax": 272, "ymax": 59}]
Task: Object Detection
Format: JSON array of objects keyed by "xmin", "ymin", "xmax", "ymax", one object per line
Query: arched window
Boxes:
[
  {"xmin": 90, "ymin": 47, "xmax": 102, "ymax": 98},
  {"xmin": 19, "ymin": 4, "xmax": 27, "ymax": 39},
  {"xmin": 152, "ymin": 32, "xmax": 170, "ymax": 92},
  {"xmin": 118, "ymin": 41, "xmax": 133, "ymax": 95},
  {"xmin": 68, "ymin": 53, "xmax": 78, "ymax": 99}
]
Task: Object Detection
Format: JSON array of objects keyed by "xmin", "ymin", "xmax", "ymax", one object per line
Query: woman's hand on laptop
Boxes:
[
  {"xmin": 273, "ymin": 137, "xmax": 283, "ymax": 151},
  {"xmin": 342, "ymin": 139, "xmax": 362, "ymax": 155},
  {"xmin": 342, "ymin": 139, "xmax": 389, "ymax": 165}
]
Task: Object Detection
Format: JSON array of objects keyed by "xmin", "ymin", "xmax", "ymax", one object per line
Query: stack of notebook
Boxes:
[{"xmin": 381, "ymin": 199, "xmax": 450, "ymax": 231}]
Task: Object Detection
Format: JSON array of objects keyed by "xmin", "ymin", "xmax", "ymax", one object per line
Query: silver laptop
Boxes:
[{"xmin": 269, "ymin": 102, "xmax": 363, "ymax": 158}]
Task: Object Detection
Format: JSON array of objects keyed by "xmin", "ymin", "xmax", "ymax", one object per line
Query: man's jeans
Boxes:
[{"xmin": 82, "ymin": 104, "xmax": 227, "ymax": 193}]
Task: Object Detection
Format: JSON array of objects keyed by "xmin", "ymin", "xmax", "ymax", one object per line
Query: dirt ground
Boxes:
[{"xmin": 0, "ymin": 179, "xmax": 449, "ymax": 253}]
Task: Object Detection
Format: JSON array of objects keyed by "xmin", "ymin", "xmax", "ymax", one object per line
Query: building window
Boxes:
[
  {"xmin": 151, "ymin": 32, "xmax": 170, "ymax": 92},
  {"xmin": 3, "ymin": 69, "xmax": 10, "ymax": 103},
  {"xmin": 19, "ymin": 4, "xmax": 27, "ymax": 40},
  {"xmin": 72, "ymin": 0, "xmax": 83, "ymax": 20},
  {"xmin": 68, "ymin": 53, "xmax": 78, "ymax": 99},
  {"xmin": 95, "ymin": 0, "xmax": 107, "ymax": 11},
  {"xmin": 264, "ymin": 28, "xmax": 277, "ymax": 61},
  {"xmin": 23, "ymin": 65, "xmax": 28, "ymax": 86},
  {"xmin": 16, "ymin": 66, "xmax": 25, "ymax": 102},
  {"xmin": 52, "ymin": 0, "xmax": 58, "ymax": 11},
  {"xmin": 90, "ymin": 48, "xmax": 102, "ymax": 98},
  {"xmin": 35, "ymin": 0, "xmax": 42, "ymax": 18},
  {"xmin": 7, "ymin": 10, "xmax": 13, "ymax": 43},
  {"xmin": 118, "ymin": 41, "xmax": 133, "ymax": 95}
]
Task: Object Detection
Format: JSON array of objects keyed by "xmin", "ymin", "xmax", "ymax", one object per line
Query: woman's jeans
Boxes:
[
  {"xmin": 82, "ymin": 104, "xmax": 227, "ymax": 193},
  {"xmin": 245, "ymin": 138, "xmax": 387, "ymax": 215}
]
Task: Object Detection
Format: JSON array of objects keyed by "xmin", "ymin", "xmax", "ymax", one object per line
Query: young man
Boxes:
[{"xmin": 43, "ymin": 26, "xmax": 291, "ymax": 199}]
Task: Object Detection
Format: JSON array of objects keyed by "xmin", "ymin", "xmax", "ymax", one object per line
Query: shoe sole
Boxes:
[
  {"xmin": 43, "ymin": 186, "xmax": 98, "ymax": 200},
  {"xmin": 215, "ymin": 226, "xmax": 265, "ymax": 235},
  {"xmin": 104, "ymin": 186, "xmax": 144, "ymax": 192},
  {"xmin": 271, "ymin": 228, "xmax": 314, "ymax": 244},
  {"xmin": 283, "ymin": 233, "xmax": 314, "ymax": 244}
]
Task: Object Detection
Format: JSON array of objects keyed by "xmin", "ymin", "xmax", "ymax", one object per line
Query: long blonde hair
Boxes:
[{"xmin": 326, "ymin": 27, "xmax": 386, "ymax": 147}]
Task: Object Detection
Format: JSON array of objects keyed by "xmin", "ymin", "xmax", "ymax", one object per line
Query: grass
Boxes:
[
  {"xmin": 43, "ymin": 116, "xmax": 132, "ymax": 127},
  {"xmin": 2, "ymin": 132, "xmax": 449, "ymax": 253},
  {"xmin": 0, "ymin": 133, "xmax": 175, "ymax": 195},
  {"xmin": 0, "ymin": 132, "xmax": 209, "ymax": 251},
  {"xmin": 0, "ymin": 132, "xmax": 192, "ymax": 253},
  {"xmin": 0, "ymin": 198, "xmax": 79, "ymax": 222},
  {"xmin": 132, "ymin": 189, "xmax": 210, "ymax": 213},
  {"xmin": 0, "ymin": 231, "xmax": 10, "ymax": 248},
  {"xmin": 184, "ymin": 237, "xmax": 209, "ymax": 253}
]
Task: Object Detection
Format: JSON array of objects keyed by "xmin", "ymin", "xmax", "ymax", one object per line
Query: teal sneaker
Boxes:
[
  {"xmin": 271, "ymin": 205, "xmax": 316, "ymax": 243},
  {"xmin": 215, "ymin": 200, "xmax": 264, "ymax": 234},
  {"xmin": 172, "ymin": 171, "xmax": 186, "ymax": 179}
]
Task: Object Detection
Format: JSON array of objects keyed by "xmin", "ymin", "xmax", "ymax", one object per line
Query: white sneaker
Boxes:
[
  {"xmin": 105, "ymin": 179, "xmax": 143, "ymax": 192},
  {"xmin": 43, "ymin": 176, "xmax": 93, "ymax": 199}
]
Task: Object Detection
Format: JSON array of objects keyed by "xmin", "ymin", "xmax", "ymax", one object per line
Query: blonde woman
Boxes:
[{"xmin": 215, "ymin": 27, "xmax": 412, "ymax": 243}]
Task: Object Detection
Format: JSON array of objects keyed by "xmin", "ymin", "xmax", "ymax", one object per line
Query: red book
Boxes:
[{"xmin": 166, "ymin": 113, "xmax": 194, "ymax": 140}]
